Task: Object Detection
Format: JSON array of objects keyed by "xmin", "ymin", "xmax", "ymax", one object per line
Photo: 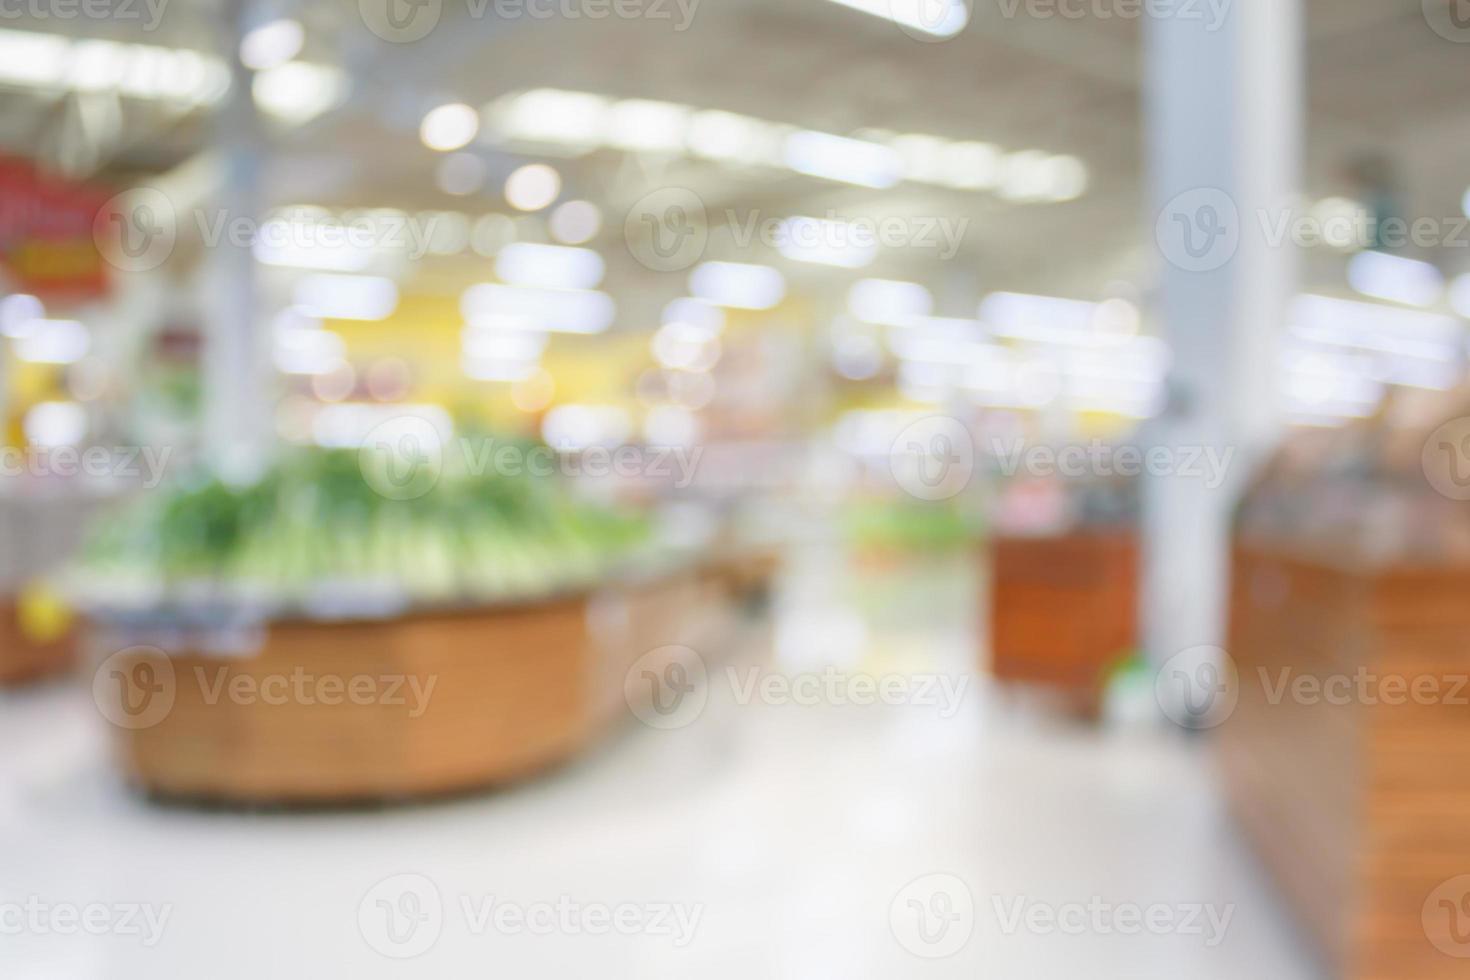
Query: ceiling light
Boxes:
[
  {"xmin": 822, "ymin": 0, "xmax": 969, "ymax": 38},
  {"xmin": 0, "ymin": 294, "xmax": 44, "ymax": 338},
  {"xmin": 293, "ymin": 274, "xmax": 399, "ymax": 321},
  {"xmin": 495, "ymin": 243, "xmax": 605, "ymax": 289},
  {"xmin": 939, "ymin": 141, "xmax": 1000, "ymax": 190},
  {"xmin": 420, "ymin": 103, "xmax": 479, "ymax": 152},
  {"xmin": 240, "ymin": 18, "xmax": 304, "ymax": 71},
  {"xmin": 784, "ymin": 131, "xmax": 901, "ymax": 189},
  {"xmin": 607, "ymin": 99, "xmax": 690, "ymax": 153},
  {"xmin": 461, "ymin": 283, "xmax": 615, "ymax": 334},
  {"xmin": 15, "ymin": 320, "xmax": 90, "ymax": 364},
  {"xmin": 777, "ymin": 216, "xmax": 878, "ymax": 269},
  {"xmin": 689, "ymin": 262, "xmax": 786, "ymax": 310},
  {"xmin": 503, "ymin": 163, "xmax": 561, "ymax": 211},
  {"xmin": 253, "ymin": 62, "xmax": 345, "ymax": 123},
  {"xmin": 662, "ymin": 297, "xmax": 725, "ymax": 334},
  {"xmin": 1346, "ymin": 250, "xmax": 1444, "ymax": 308},
  {"xmin": 847, "ymin": 279, "xmax": 933, "ymax": 325},
  {"xmin": 491, "ymin": 89, "xmax": 607, "ymax": 148}
]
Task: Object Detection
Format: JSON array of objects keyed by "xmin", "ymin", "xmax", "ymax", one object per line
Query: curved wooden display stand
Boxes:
[
  {"xmin": 93, "ymin": 569, "xmax": 723, "ymax": 805},
  {"xmin": 1, "ymin": 596, "xmax": 75, "ymax": 685}
]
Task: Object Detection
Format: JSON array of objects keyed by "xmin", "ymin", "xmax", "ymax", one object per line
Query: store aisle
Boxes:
[{"xmin": 0, "ymin": 551, "xmax": 1323, "ymax": 980}]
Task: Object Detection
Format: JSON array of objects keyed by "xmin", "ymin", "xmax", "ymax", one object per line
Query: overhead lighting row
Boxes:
[
  {"xmin": 471, "ymin": 88, "xmax": 1087, "ymax": 202},
  {"xmin": 0, "ymin": 27, "xmax": 344, "ymax": 123}
]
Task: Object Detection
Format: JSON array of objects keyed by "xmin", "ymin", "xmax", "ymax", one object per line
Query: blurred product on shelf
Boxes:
[
  {"xmin": 70, "ymin": 442, "xmax": 654, "ymax": 615},
  {"xmin": 988, "ymin": 530, "xmax": 1138, "ymax": 717},
  {"xmin": 0, "ymin": 585, "xmax": 75, "ymax": 685},
  {"xmin": 985, "ymin": 464, "xmax": 1140, "ymax": 716},
  {"xmin": 842, "ymin": 495, "xmax": 983, "ymax": 567}
]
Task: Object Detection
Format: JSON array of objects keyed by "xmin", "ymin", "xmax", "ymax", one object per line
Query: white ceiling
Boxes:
[{"xmin": 2, "ymin": 0, "xmax": 1470, "ymax": 318}]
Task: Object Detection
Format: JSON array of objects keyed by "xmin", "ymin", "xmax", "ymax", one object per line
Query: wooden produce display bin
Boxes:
[
  {"xmin": 987, "ymin": 530, "xmax": 1138, "ymax": 714},
  {"xmin": 1223, "ymin": 542, "xmax": 1470, "ymax": 979},
  {"xmin": 91, "ymin": 568, "xmax": 722, "ymax": 806},
  {"xmin": 1, "ymin": 593, "xmax": 75, "ymax": 685}
]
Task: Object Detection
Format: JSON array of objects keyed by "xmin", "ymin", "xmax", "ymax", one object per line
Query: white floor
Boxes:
[{"xmin": 0, "ymin": 549, "xmax": 1325, "ymax": 979}]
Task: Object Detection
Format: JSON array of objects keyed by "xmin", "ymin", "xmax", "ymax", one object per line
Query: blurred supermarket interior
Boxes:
[{"xmin": 5, "ymin": 1, "xmax": 1470, "ymax": 977}]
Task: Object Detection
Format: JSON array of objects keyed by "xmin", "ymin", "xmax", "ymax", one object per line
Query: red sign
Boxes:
[{"xmin": 0, "ymin": 157, "xmax": 111, "ymax": 299}]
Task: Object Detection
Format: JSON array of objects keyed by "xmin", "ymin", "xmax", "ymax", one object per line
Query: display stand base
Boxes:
[{"xmin": 93, "ymin": 570, "xmax": 725, "ymax": 805}]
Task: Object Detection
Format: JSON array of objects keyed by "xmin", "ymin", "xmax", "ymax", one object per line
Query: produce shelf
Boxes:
[{"xmin": 89, "ymin": 563, "xmax": 732, "ymax": 806}]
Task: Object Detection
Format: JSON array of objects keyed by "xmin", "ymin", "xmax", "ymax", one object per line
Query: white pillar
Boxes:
[
  {"xmin": 202, "ymin": 0, "xmax": 272, "ymax": 483},
  {"xmin": 1142, "ymin": 0, "xmax": 1301, "ymax": 657}
]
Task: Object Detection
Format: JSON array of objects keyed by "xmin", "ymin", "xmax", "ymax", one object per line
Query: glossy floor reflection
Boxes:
[{"xmin": 0, "ymin": 550, "xmax": 1323, "ymax": 979}]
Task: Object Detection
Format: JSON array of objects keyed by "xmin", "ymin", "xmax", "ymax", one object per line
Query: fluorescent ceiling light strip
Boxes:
[
  {"xmin": 823, "ymin": 0, "xmax": 969, "ymax": 38},
  {"xmin": 487, "ymin": 87, "xmax": 1085, "ymax": 201}
]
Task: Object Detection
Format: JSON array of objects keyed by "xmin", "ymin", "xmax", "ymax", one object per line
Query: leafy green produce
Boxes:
[
  {"xmin": 76, "ymin": 443, "xmax": 653, "ymax": 612},
  {"xmin": 842, "ymin": 497, "xmax": 982, "ymax": 555}
]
